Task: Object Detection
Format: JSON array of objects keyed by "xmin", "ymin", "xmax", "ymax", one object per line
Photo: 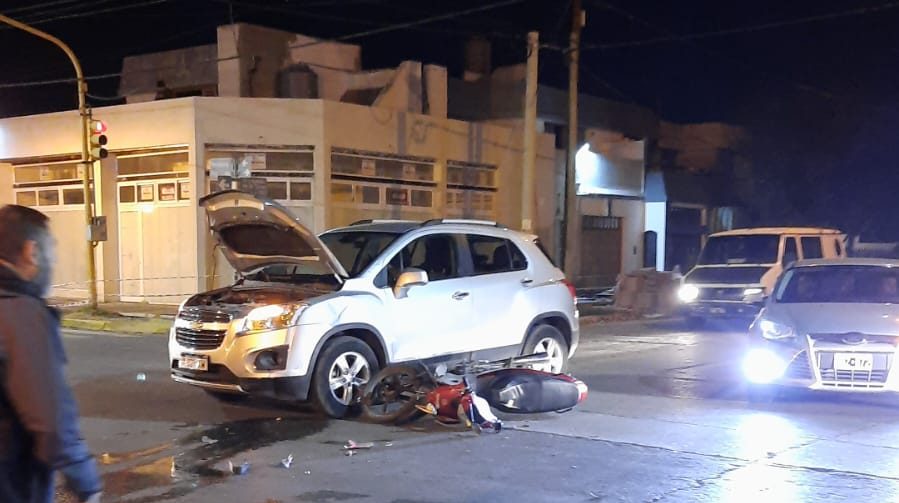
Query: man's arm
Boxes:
[{"xmin": 0, "ymin": 297, "xmax": 101, "ymax": 501}]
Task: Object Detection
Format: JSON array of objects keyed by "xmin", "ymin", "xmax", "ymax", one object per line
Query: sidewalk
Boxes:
[{"xmin": 51, "ymin": 299, "xmax": 176, "ymax": 335}]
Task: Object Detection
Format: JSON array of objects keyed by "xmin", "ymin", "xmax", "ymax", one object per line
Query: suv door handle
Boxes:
[
  {"xmin": 520, "ymin": 278, "xmax": 534, "ymax": 285},
  {"xmin": 452, "ymin": 291, "xmax": 470, "ymax": 300}
]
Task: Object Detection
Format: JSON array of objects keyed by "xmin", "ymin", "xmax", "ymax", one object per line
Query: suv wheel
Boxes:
[
  {"xmin": 523, "ymin": 324, "xmax": 569, "ymax": 374},
  {"xmin": 311, "ymin": 336, "xmax": 379, "ymax": 418}
]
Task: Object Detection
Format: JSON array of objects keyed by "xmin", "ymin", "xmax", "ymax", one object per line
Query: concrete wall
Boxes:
[
  {"xmin": 119, "ymin": 44, "xmax": 218, "ymax": 100},
  {"xmin": 321, "ymin": 101, "xmax": 556, "ymax": 237}
]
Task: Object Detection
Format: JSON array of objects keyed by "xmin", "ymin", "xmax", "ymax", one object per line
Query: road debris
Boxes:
[
  {"xmin": 343, "ymin": 440, "xmax": 374, "ymax": 450},
  {"xmin": 200, "ymin": 436, "xmax": 218, "ymax": 445},
  {"xmin": 384, "ymin": 442, "xmax": 393, "ymax": 447},
  {"xmin": 136, "ymin": 373, "xmax": 147, "ymax": 382},
  {"xmin": 280, "ymin": 454, "xmax": 294, "ymax": 468},
  {"xmin": 304, "ymin": 470, "xmax": 312, "ymax": 475},
  {"xmin": 229, "ymin": 461, "xmax": 250, "ymax": 475},
  {"xmin": 345, "ymin": 450, "xmax": 356, "ymax": 457}
]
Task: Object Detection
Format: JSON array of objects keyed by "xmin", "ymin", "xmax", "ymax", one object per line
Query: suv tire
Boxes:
[
  {"xmin": 522, "ymin": 324, "xmax": 569, "ymax": 374},
  {"xmin": 311, "ymin": 336, "xmax": 379, "ymax": 418}
]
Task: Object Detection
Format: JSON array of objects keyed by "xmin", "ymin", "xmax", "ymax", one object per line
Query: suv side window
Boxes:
[
  {"xmin": 783, "ymin": 237, "xmax": 799, "ymax": 266},
  {"xmin": 376, "ymin": 233, "xmax": 460, "ymax": 287},
  {"xmin": 801, "ymin": 236, "xmax": 823, "ymax": 259},
  {"xmin": 467, "ymin": 235, "xmax": 528, "ymax": 275}
]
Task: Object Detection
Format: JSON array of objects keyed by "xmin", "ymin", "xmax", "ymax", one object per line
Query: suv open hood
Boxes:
[{"xmin": 200, "ymin": 191, "xmax": 348, "ymax": 279}]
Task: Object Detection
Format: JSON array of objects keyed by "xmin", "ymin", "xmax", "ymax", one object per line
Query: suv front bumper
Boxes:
[
  {"xmin": 683, "ymin": 301, "xmax": 763, "ymax": 319},
  {"xmin": 168, "ymin": 323, "xmax": 325, "ymax": 401}
]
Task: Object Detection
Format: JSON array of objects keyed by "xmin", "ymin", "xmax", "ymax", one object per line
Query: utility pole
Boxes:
[
  {"xmin": 560, "ymin": 0, "xmax": 584, "ymax": 277},
  {"xmin": 521, "ymin": 31, "xmax": 539, "ymax": 233},
  {"xmin": 0, "ymin": 14, "xmax": 98, "ymax": 309}
]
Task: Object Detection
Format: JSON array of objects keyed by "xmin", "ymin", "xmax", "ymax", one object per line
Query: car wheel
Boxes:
[
  {"xmin": 311, "ymin": 336, "xmax": 379, "ymax": 419},
  {"xmin": 361, "ymin": 364, "xmax": 428, "ymax": 425},
  {"xmin": 523, "ymin": 324, "xmax": 569, "ymax": 374},
  {"xmin": 203, "ymin": 390, "xmax": 247, "ymax": 403}
]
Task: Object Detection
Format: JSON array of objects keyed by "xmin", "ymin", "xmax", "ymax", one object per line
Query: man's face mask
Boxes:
[{"xmin": 32, "ymin": 236, "xmax": 55, "ymax": 297}]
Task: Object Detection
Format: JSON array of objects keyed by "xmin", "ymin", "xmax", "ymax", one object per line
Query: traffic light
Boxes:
[{"xmin": 89, "ymin": 118, "xmax": 108, "ymax": 160}]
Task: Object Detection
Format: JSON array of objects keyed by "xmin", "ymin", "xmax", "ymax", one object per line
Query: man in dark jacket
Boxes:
[{"xmin": 0, "ymin": 205, "xmax": 102, "ymax": 503}]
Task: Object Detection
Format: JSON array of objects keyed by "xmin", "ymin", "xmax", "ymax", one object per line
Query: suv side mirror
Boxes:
[{"xmin": 394, "ymin": 268, "xmax": 429, "ymax": 298}]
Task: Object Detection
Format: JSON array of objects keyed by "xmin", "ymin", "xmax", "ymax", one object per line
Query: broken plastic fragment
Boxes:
[
  {"xmin": 304, "ymin": 470, "xmax": 312, "ymax": 475},
  {"xmin": 384, "ymin": 442, "xmax": 393, "ymax": 447},
  {"xmin": 229, "ymin": 461, "xmax": 250, "ymax": 475},
  {"xmin": 345, "ymin": 450, "xmax": 355, "ymax": 457},
  {"xmin": 136, "ymin": 373, "xmax": 147, "ymax": 382},
  {"xmin": 280, "ymin": 454, "xmax": 294, "ymax": 468},
  {"xmin": 201, "ymin": 436, "xmax": 218, "ymax": 445},
  {"xmin": 343, "ymin": 440, "xmax": 374, "ymax": 450}
]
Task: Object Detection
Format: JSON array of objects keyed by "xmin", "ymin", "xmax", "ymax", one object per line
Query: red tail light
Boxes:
[{"xmin": 562, "ymin": 278, "xmax": 577, "ymax": 300}]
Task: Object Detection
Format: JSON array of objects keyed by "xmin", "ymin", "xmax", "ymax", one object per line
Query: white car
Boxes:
[
  {"xmin": 743, "ymin": 258, "xmax": 899, "ymax": 397},
  {"xmin": 169, "ymin": 191, "xmax": 579, "ymax": 417}
]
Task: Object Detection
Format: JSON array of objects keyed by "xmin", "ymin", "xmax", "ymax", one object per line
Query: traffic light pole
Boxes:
[{"xmin": 0, "ymin": 14, "xmax": 98, "ymax": 309}]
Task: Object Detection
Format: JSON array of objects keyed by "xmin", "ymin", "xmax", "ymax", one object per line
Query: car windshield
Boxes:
[
  {"xmin": 776, "ymin": 265, "xmax": 899, "ymax": 304},
  {"xmin": 697, "ymin": 235, "xmax": 780, "ymax": 265},
  {"xmin": 319, "ymin": 231, "xmax": 401, "ymax": 278}
]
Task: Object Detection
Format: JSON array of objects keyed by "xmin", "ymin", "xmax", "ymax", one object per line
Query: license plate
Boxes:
[
  {"xmin": 179, "ymin": 354, "xmax": 209, "ymax": 371},
  {"xmin": 834, "ymin": 353, "xmax": 873, "ymax": 372}
]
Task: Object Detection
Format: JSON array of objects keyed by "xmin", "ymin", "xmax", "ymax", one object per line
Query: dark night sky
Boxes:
[{"xmin": 1, "ymin": 0, "xmax": 898, "ymax": 236}]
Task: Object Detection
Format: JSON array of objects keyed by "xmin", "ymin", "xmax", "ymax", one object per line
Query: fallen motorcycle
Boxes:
[{"xmin": 360, "ymin": 352, "xmax": 588, "ymax": 433}]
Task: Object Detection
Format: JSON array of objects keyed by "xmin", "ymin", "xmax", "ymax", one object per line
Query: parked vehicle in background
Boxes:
[
  {"xmin": 677, "ymin": 227, "xmax": 847, "ymax": 326},
  {"xmin": 742, "ymin": 258, "xmax": 899, "ymax": 399},
  {"xmin": 169, "ymin": 191, "xmax": 579, "ymax": 418}
]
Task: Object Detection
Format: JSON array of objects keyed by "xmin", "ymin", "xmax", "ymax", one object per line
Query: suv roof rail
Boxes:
[
  {"xmin": 420, "ymin": 218, "xmax": 507, "ymax": 229},
  {"xmin": 349, "ymin": 219, "xmax": 413, "ymax": 226}
]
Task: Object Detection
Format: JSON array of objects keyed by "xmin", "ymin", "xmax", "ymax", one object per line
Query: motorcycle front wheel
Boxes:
[{"xmin": 360, "ymin": 364, "xmax": 429, "ymax": 424}]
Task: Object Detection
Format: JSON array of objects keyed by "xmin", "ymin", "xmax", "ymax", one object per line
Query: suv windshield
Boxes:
[
  {"xmin": 320, "ymin": 231, "xmax": 401, "ymax": 278},
  {"xmin": 698, "ymin": 235, "xmax": 780, "ymax": 265},
  {"xmin": 776, "ymin": 265, "xmax": 899, "ymax": 304}
]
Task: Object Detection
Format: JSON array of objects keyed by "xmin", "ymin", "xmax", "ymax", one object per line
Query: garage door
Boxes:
[{"xmin": 579, "ymin": 215, "xmax": 622, "ymax": 288}]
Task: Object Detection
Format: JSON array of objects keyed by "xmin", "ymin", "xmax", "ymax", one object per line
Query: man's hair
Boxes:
[{"xmin": 0, "ymin": 205, "xmax": 50, "ymax": 262}]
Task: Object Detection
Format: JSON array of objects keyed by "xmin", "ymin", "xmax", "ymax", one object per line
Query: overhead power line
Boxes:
[
  {"xmin": 0, "ymin": 0, "xmax": 527, "ymax": 95},
  {"xmin": 584, "ymin": 0, "xmax": 899, "ymax": 50},
  {"xmin": 0, "ymin": 0, "xmax": 169, "ymax": 28}
]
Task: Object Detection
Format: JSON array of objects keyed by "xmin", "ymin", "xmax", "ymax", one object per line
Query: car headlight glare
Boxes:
[
  {"xmin": 678, "ymin": 284, "xmax": 700, "ymax": 303},
  {"xmin": 759, "ymin": 319, "xmax": 795, "ymax": 340},
  {"xmin": 238, "ymin": 304, "xmax": 305, "ymax": 335},
  {"xmin": 743, "ymin": 287, "xmax": 764, "ymax": 296},
  {"xmin": 743, "ymin": 348, "xmax": 786, "ymax": 384}
]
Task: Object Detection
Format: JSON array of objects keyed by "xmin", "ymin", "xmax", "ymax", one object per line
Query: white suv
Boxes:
[{"xmin": 169, "ymin": 191, "xmax": 579, "ymax": 418}]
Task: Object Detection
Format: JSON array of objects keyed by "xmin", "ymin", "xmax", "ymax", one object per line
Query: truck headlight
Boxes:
[
  {"xmin": 759, "ymin": 319, "xmax": 795, "ymax": 340},
  {"xmin": 238, "ymin": 304, "xmax": 305, "ymax": 335},
  {"xmin": 678, "ymin": 284, "xmax": 700, "ymax": 303}
]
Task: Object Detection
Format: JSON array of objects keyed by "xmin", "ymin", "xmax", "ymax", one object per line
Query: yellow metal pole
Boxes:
[{"xmin": 0, "ymin": 14, "xmax": 98, "ymax": 309}]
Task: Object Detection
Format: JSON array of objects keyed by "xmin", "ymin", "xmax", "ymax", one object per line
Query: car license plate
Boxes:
[
  {"xmin": 834, "ymin": 353, "xmax": 873, "ymax": 372},
  {"xmin": 179, "ymin": 354, "xmax": 209, "ymax": 371}
]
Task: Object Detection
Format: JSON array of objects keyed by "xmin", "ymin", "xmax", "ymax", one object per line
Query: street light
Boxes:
[{"xmin": 0, "ymin": 13, "xmax": 99, "ymax": 309}]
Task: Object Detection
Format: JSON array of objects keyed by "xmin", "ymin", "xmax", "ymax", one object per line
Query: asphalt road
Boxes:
[{"xmin": 55, "ymin": 319, "xmax": 899, "ymax": 503}]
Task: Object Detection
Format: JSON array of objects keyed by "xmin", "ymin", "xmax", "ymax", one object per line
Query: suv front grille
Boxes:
[
  {"xmin": 697, "ymin": 287, "xmax": 744, "ymax": 302},
  {"xmin": 176, "ymin": 328, "xmax": 227, "ymax": 350},
  {"xmin": 175, "ymin": 308, "xmax": 231, "ymax": 350},
  {"xmin": 179, "ymin": 308, "xmax": 232, "ymax": 324}
]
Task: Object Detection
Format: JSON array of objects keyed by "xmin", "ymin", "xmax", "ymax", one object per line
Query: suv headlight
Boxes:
[
  {"xmin": 759, "ymin": 319, "xmax": 795, "ymax": 340},
  {"xmin": 238, "ymin": 304, "xmax": 306, "ymax": 335},
  {"xmin": 678, "ymin": 284, "xmax": 699, "ymax": 303}
]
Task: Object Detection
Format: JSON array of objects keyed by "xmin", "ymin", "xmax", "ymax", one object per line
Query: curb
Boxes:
[{"xmin": 61, "ymin": 316, "xmax": 171, "ymax": 335}]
